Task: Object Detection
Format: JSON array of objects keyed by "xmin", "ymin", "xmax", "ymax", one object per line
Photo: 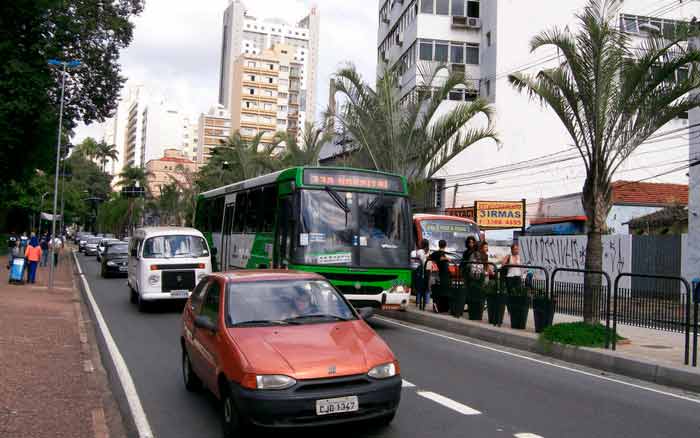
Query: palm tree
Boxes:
[
  {"xmin": 118, "ymin": 165, "xmax": 151, "ymax": 189},
  {"xmin": 508, "ymin": 0, "xmax": 700, "ymax": 323},
  {"xmin": 95, "ymin": 141, "xmax": 119, "ymax": 172},
  {"xmin": 281, "ymin": 122, "xmax": 331, "ymax": 167},
  {"xmin": 329, "ymin": 63, "xmax": 498, "ymax": 182},
  {"xmin": 75, "ymin": 137, "xmax": 99, "ymax": 161}
]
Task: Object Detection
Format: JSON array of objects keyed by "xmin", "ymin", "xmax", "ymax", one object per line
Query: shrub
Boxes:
[{"xmin": 541, "ymin": 322, "xmax": 624, "ymax": 348}]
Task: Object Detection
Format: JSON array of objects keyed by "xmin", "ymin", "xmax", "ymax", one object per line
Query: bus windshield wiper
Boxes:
[{"xmin": 325, "ymin": 186, "xmax": 350, "ymax": 213}]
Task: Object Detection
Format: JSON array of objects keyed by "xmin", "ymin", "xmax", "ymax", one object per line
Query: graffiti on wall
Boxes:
[{"xmin": 520, "ymin": 235, "xmax": 632, "ymax": 286}]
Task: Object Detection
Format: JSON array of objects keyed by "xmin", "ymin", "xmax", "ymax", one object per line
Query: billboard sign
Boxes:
[{"xmin": 475, "ymin": 200, "xmax": 525, "ymax": 229}]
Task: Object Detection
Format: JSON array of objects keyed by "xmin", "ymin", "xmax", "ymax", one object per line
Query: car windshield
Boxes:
[
  {"xmin": 88, "ymin": 238, "xmax": 101, "ymax": 244},
  {"xmin": 107, "ymin": 244, "xmax": 128, "ymax": 255},
  {"xmin": 226, "ymin": 280, "xmax": 356, "ymax": 326},
  {"xmin": 419, "ymin": 219, "xmax": 480, "ymax": 254},
  {"xmin": 142, "ymin": 235, "xmax": 209, "ymax": 258},
  {"xmin": 296, "ymin": 190, "xmax": 410, "ymax": 268}
]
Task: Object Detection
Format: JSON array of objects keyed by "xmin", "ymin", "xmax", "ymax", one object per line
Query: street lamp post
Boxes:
[
  {"xmin": 47, "ymin": 58, "xmax": 80, "ymax": 289},
  {"xmin": 449, "ymin": 181, "xmax": 497, "ymax": 209}
]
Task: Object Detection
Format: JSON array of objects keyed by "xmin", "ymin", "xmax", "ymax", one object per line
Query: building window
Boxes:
[
  {"xmin": 280, "ymin": 66, "xmax": 289, "ymax": 72},
  {"xmin": 467, "ymin": 1, "xmax": 480, "ymax": 18},
  {"xmin": 249, "ymin": 75, "xmax": 256, "ymax": 81},
  {"xmin": 485, "ymin": 79, "xmax": 491, "ymax": 96},
  {"xmin": 419, "ymin": 41, "xmax": 433, "ymax": 61},
  {"xmin": 249, "ymin": 89, "xmax": 255, "ymax": 95},
  {"xmin": 268, "ymin": 77, "xmax": 274, "ymax": 84},
  {"xmin": 435, "ymin": 0, "xmax": 449, "ymax": 15},
  {"xmin": 420, "ymin": 0, "xmax": 433, "ymax": 14},
  {"xmin": 264, "ymin": 103, "xmax": 273, "ymax": 110},
  {"xmin": 486, "ymin": 31, "xmax": 491, "ymax": 47},
  {"xmin": 450, "ymin": 44, "xmax": 464, "ymax": 63},
  {"xmin": 451, "ymin": 0, "xmax": 465, "ymax": 16},
  {"xmin": 466, "ymin": 45, "xmax": 479, "ymax": 64},
  {"xmin": 434, "ymin": 42, "xmax": 448, "ymax": 62}
]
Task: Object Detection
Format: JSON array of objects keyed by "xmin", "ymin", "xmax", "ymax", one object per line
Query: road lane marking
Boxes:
[
  {"xmin": 402, "ymin": 379, "xmax": 416, "ymax": 388},
  {"xmin": 417, "ymin": 391, "xmax": 481, "ymax": 415},
  {"xmin": 73, "ymin": 251, "xmax": 154, "ymax": 438},
  {"xmin": 376, "ymin": 316, "xmax": 700, "ymax": 405},
  {"xmin": 514, "ymin": 434, "xmax": 544, "ymax": 438}
]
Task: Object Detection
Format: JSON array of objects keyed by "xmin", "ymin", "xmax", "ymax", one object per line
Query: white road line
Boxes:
[
  {"xmin": 376, "ymin": 316, "xmax": 700, "ymax": 405},
  {"xmin": 514, "ymin": 434, "xmax": 544, "ymax": 438},
  {"xmin": 73, "ymin": 251, "xmax": 154, "ymax": 438},
  {"xmin": 402, "ymin": 379, "xmax": 416, "ymax": 388},
  {"xmin": 417, "ymin": 391, "xmax": 481, "ymax": 415}
]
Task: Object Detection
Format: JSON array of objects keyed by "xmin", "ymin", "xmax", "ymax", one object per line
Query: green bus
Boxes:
[{"xmin": 194, "ymin": 167, "xmax": 413, "ymax": 310}]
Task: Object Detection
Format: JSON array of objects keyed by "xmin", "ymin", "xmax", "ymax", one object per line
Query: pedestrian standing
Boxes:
[
  {"xmin": 51, "ymin": 235, "xmax": 63, "ymax": 267},
  {"xmin": 24, "ymin": 236, "xmax": 42, "ymax": 284},
  {"xmin": 19, "ymin": 232, "xmax": 29, "ymax": 255},
  {"xmin": 39, "ymin": 233, "xmax": 50, "ymax": 267},
  {"xmin": 411, "ymin": 239, "xmax": 430, "ymax": 310},
  {"xmin": 501, "ymin": 243, "xmax": 523, "ymax": 293}
]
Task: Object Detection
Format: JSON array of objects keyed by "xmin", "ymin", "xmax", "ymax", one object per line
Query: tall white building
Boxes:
[
  {"xmin": 377, "ymin": 0, "xmax": 697, "ymax": 207},
  {"xmin": 181, "ymin": 117, "xmax": 200, "ymax": 162},
  {"xmin": 219, "ymin": 0, "xmax": 320, "ymax": 131}
]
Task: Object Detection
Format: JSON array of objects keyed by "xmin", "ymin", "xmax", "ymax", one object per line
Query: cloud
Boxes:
[{"xmin": 73, "ymin": 0, "xmax": 378, "ymax": 143}]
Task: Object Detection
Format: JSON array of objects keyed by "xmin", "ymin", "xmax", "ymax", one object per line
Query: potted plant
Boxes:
[
  {"xmin": 532, "ymin": 291, "xmax": 556, "ymax": 333},
  {"xmin": 506, "ymin": 284, "xmax": 531, "ymax": 330},
  {"xmin": 466, "ymin": 279, "xmax": 485, "ymax": 320},
  {"xmin": 485, "ymin": 280, "xmax": 506, "ymax": 326}
]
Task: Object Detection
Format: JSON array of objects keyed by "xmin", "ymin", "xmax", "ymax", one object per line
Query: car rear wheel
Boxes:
[
  {"xmin": 182, "ymin": 349, "xmax": 201, "ymax": 392},
  {"xmin": 221, "ymin": 389, "xmax": 242, "ymax": 438}
]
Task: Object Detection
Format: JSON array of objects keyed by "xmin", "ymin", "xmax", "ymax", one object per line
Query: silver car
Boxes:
[{"xmin": 84, "ymin": 237, "xmax": 102, "ymax": 256}]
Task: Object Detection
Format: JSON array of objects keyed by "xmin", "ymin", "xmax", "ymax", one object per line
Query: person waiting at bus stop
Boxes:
[
  {"xmin": 411, "ymin": 239, "xmax": 430, "ymax": 310},
  {"xmin": 428, "ymin": 240, "xmax": 452, "ymax": 314},
  {"xmin": 501, "ymin": 243, "xmax": 523, "ymax": 293}
]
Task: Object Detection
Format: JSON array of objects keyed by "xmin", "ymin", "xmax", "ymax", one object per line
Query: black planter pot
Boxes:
[
  {"xmin": 507, "ymin": 295, "xmax": 531, "ymax": 330},
  {"xmin": 532, "ymin": 297, "xmax": 556, "ymax": 333},
  {"xmin": 486, "ymin": 294, "xmax": 507, "ymax": 326},
  {"xmin": 466, "ymin": 298, "xmax": 485, "ymax": 320}
]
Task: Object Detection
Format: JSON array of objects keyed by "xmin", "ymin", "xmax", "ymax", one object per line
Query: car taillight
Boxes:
[{"xmin": 150, "ymin": 265, "xmax": 158, "ymax": 271}]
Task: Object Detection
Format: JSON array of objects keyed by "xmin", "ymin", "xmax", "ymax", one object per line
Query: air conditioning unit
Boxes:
[
  {"xmin": 396, "ymin": 32, "xmax": 404, "ymax": 46},
  {"xmin": 451, "ymin": 16, "xmax": 468, "ymax": 29},
  {"xmin": 467, "ymin": 17, "xmax": 481, "ymax": 29}
]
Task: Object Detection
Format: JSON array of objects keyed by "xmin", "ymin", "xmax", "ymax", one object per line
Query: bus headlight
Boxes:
[{"xmin": 389, "ymin": 284, "xmax": 408, "ymax": 294}]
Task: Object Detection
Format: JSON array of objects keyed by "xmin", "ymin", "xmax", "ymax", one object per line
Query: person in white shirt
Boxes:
[
  {"xmin": 502, "ymin": 243, "xmax": 523, "ymax": 293},
  {"xmin": 410, "ymin": 240, "xmax": 430, "ymax": 310},
  {"xmin": 50, "ymin": 236, "xmax": 63, "ymax": 267}
]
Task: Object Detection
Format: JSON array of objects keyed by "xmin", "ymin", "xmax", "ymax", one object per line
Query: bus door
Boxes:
[
  {"xmin": 275, "ymin": 196, "xmax": 294, "ymax": 268},
  {"xmin": 221, "ymin": 194, "xmax": 236, "ymax": 270}
]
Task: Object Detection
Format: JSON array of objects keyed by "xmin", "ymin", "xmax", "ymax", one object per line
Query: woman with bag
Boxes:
[{"xmin": 24, "ymin": 236, "xmax": 42, "ymax": 284}]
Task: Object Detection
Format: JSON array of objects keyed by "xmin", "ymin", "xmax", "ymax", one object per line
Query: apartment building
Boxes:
[
  {"xmin": 377, "ymin": 0, "xmax": 697, "ymax": 206},
  {"xmin": 219, "ymin": 0, "xmax": 320, "ymax": 133},
  {"xmin": 181, "ymin": 117, "xmax": 199, "ymax": 162},
  {"xmin": 145, "ymin": 149, "xmax": 198, "ymax": 198},
  {"xmin": 197, "ymin": 105, "xmax": 232, "ymax": 163}
]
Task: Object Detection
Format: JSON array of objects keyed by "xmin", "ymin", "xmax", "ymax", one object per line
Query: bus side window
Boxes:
[
  {"xmin": 233, "ymin": 192, "xmax": 247, "ymax": 233},
  {"xmin": 247, "ymin": 189, "xmax": 262, "ymax": 233},
  {"xmin": 194, "ymin": 199, "xmax": 208, "ymax": 231},
  {"xmin": 261, "ymin": 186, "xmax": 278, "ymax": 233},
  {"xmin": 212, "ymin": 197, "xmax": 224, "ymax": 233}
]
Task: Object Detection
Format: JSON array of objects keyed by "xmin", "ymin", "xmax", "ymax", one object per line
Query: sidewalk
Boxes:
[
  {"xmin": 0, "ymin": 251, "xmax": 125, "ymax": 438},
  {"xmin": 381, "ymin": 300, "xmax": 700, "ymax": 393}
]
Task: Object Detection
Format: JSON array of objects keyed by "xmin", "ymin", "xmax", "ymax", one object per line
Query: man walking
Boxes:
[
  {"xmin": 39, "ymin": 233, "xmax": 50, "ymax": 267},
  {"xmin": 50, "ymin": 234, "xmax": 63, "ymax": 267}
]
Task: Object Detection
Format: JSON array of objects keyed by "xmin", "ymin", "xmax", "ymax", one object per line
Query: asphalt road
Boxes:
[{"xmin": 75, "ymin": 252, "xmax": 700, "ymax": 438}]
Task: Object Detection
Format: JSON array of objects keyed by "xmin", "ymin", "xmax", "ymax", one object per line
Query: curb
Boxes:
[{"xmin": 379, "ymin": 309, "xmax": 700, "ymax": 394}]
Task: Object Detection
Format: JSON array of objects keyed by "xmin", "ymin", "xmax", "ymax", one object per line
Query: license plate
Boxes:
[
  {"xmin": 382, "ymin": 304, "xmax": 401, "ymax": 310},
  {"xmin": 315, "ymin": 396, "xmax": 359, "ymax": 416},
  {"xmin": 119, "ymin": 266, "xmax": 128, "ymax": 272},
  {"xmin": 171, "ymin": 290, "xmax": 189, "ymax": 298}
]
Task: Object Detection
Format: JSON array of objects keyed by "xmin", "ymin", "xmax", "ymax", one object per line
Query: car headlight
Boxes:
[
  {"xmin": 368, "ymin": 362, "xmax": 398, "ymax": 379},
  {"xmin": 148, "ymin": 274, "xmax": 160, "ymax": 286},
  {"xmin": 106, "ymin": 261, "xmax": 117, "ymax": 267},
  {"xmin": 252, "ymin": 375, "xmax": 296, "ymax": 390},
  {"xmin": 389, "ymin": 284, "xmax": 408, "ymax": 294}
]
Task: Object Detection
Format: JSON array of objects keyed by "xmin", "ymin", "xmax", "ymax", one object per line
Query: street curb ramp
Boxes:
[{"xmin": 379, "ymin": 309, "xmax": 700, "ymax": 394}]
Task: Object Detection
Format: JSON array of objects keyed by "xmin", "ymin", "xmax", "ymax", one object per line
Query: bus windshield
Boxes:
[
  {"xmin": 297, "ymin": 190, "xmax": 410, "ymax": 268},
  {"xmin": 419, "ymin": 219, "xmax": 480, "ymax": 253}
]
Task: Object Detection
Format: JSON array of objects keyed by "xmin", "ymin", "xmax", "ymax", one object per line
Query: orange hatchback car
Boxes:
[{"xmin": 180, "ymin": 270, "xmax": 402, "ymax": 435}]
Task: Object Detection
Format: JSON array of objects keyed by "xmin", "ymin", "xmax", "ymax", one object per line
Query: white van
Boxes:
[{"xmin": 127, "ymin": 227, "xmax": 212, "ymax": 311}]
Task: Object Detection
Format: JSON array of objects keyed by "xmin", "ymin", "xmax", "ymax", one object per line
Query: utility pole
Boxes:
[{"xmin": 452, "ymin": 184, "xmax": 459, "ymax": 209}]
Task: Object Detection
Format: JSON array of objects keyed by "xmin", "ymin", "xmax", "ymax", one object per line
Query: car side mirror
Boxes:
[
  {"xmin": 194, "ymin": 315, "xmax": 218, "ymax": 332},
  {"xmin": 358, "ymin": 307, "xmax": 374, "ymax": 320}
]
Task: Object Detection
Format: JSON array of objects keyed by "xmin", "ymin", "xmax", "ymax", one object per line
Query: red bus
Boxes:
[{"xmin": 413, "ymin": 214, "xmax": 481, "ymax": 256}]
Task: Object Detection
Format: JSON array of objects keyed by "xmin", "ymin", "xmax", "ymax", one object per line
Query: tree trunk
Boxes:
[{"xmin": 582, "ymin": 180, "xmax": 611, "ymax": 324}]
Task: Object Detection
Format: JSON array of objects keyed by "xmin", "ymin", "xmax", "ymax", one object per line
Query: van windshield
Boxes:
[{"xmin": 142, "ymin": 235, "xmax": 209, "ymax": 259}]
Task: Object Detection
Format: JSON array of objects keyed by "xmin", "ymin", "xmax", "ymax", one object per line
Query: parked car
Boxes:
[
  {"xmin": 84, "ymin": 237, "xmax": 102, "ymax": 256},
  {"xmin": 97, "ymin": 238, "xmax": 120, "ymax": 261},
  {"xmin": 180, "ymin": 270, "xmax": 401, "ymax": 435},
  {"xmin": 100, "ymin": 242, "xmax": 129, "ymax": 278},
  {"xmin": 128, "ymin": 227, "xmax": 212, "ymax": 311}
]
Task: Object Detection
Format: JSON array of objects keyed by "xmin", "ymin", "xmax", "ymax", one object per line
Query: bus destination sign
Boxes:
[{"xmin": 304, "ymin": 169, "xmax": 403, "ymax": 192}]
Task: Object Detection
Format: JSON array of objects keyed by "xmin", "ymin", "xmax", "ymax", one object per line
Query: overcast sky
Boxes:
[{"xmin": 73, "ymin": 0, "xmax": 377, "ymax": 143}]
